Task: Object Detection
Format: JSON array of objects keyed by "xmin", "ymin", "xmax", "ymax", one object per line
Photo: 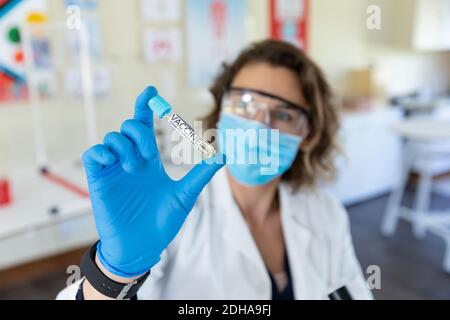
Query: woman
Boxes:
[{"xmin": 57, "ymin": 40, "xmax": 372, "ymax": 300}]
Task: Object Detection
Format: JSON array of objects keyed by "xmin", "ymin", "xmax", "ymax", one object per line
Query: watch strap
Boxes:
[{"xmin": 80, "ymin": 241, "xmax": 150, "ymax": 300}]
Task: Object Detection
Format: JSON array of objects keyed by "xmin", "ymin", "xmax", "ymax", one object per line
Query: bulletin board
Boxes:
[
  {"xmin": 270, "ymin": 0, "xmax": 309, "ymax": 50},
  {"xmin": 0, "ymin": 0, "xmax": 47, "ymax": 103},
  {"xmin": 141, "ymin": 0, "xmax": 182, "ymax": 64}
]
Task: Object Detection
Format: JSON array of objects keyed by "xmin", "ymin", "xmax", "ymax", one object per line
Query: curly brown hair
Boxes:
[{"xmin": 203, "ymin": 39, "xmax": 340, "ymax": 190}]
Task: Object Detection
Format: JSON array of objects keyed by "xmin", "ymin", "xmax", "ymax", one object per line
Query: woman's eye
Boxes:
[
  {"xmin": 238, "ymin": 101, "xmax": 248, "ymax": 109},
  {"xmin": 273, "ymin": 110, "xmax": 293, "ymax": 122}
]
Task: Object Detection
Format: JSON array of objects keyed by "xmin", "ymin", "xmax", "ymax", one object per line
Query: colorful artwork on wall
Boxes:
[{"xmin": 0, "ymin": 0, "xmax": 47, "ymax": 103}]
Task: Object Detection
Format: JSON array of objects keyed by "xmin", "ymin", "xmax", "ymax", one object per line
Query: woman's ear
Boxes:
[
  {"xmin": 299, "ymin": 141, "xmax": 309, "ymax": 153},
  {"xmin": 299, "ymin": 135, "xmax": 315, "ymax": 153}
]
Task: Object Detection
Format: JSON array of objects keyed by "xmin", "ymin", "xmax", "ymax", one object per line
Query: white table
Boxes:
[
  {"xmin": 324, "ymin": 108, "xmax": 403, "ymax": 205},
  {"xmin": 381, "ymin": 118, "xmax": 450, "ymax": 273},
  {"xmin": 0, "ymin": 163, "xmax": 95, "ymax": 270},
  {"xmin": 0, "ymin": 162, "xmax": 189, "ymax": 271}
]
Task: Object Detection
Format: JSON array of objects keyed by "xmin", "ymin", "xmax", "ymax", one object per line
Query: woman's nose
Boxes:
[{"xmin": 253, "ymin": 109, "xmax": 269, "ymax": 125}]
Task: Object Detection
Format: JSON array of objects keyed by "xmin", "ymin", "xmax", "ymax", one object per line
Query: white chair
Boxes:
[{"xmin": 381, "ymin": 117, "xmax": 450, "ymax": 273}]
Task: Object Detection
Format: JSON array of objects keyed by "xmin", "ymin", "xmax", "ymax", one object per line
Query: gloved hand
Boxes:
[{"xmin": 82, "ymin": 86, "xmax": 225, "ymax": 278}]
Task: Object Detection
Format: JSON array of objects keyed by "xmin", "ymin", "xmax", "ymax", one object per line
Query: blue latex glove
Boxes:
[{"xmin": 82, "ymin": 86, "xmax": 225, "ymax": 278}]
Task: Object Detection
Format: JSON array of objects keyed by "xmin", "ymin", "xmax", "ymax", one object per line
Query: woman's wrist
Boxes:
[
  {"xmin": 94, "ymin": 253, "xmax": 144, "ymax": 284},
  {"xmin": 81, "ymin": 253, "xmax": 145, "ymax": 300}
]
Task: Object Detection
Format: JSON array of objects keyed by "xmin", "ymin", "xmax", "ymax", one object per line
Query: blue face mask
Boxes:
[{"xmin": 217, "ymin": 113, "xmax": 302, "ymax": 186}]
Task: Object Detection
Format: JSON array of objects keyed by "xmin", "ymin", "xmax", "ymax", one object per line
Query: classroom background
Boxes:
[{"xmin": 0, "ymin": 0, "xmax": 450, "ymax": 299}]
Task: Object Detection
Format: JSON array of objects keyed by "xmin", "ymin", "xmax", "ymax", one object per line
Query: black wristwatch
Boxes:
[{"xmin": 80, "ymin": 241, "xmax": 151, "ymax": 300}]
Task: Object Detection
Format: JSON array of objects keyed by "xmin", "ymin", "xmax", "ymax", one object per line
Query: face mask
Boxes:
[{"xmin": 217, "ymin": 113, "xmax": 302, "ymax": 186}]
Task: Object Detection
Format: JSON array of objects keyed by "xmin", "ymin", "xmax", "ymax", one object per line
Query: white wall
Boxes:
[{"xmin": 308, "ymin": 0, "xmax": 450, "ymax": 96}]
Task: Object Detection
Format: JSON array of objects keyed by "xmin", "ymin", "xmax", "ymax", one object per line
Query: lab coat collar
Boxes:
[{"xmin": 211, "ymin": 169, "xmax": 315, "ymax": 299}]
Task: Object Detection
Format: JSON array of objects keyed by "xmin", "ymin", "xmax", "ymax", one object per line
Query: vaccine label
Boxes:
[{"xmin": 168, "ymin": 113, "xmax": 204, "ymax": 147}]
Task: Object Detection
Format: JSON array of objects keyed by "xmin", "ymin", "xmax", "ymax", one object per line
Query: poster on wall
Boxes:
[
  {"xmin": 143, "ymin": 28, "xmax": 182, "ymax": 63},
  {"xmin": 64, "ymin": 0, "xmax": 102, "ymax": 63},
  {"xmin": 186, "ymin": 0, "xmax": 247, "ymax": 87},
  {"xmin": 270, "ymin": 0, "xmax": 309, "ymax": 50},
  {"xmin": 64, "ymin": 0, "xmax": 110, "ymax": 99},
  {"xmin": 141, "ymin": 0, "xmax": 180, "ymax": 23},
  {"xmin": 0, "ymin": 0, "xmax": 48, "ymax": 103}
]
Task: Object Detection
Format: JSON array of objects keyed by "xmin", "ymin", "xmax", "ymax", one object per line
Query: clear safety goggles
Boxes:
[{"xmin": 221, "ymin": 87, "xmax": 310, "ymax": 137}]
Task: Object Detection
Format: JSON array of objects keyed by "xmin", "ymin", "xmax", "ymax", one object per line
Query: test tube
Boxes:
[{"xmin": 147, "ymin": 87, "xmax": 216, "ymax": 159}]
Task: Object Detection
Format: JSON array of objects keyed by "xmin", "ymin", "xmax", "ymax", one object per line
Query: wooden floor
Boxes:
[
  {"xmin": 0, "ymin": 188, "xmax": 449, "ymax": 300},
  {"xmin": 347, "ymin": 188, "xmax": 450, "ymax": 299}
]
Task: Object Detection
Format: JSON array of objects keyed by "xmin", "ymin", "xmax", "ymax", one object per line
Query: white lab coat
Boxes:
[{"xmin": 57, "ymin": 168, "xmax": 373, "ymax": 300}]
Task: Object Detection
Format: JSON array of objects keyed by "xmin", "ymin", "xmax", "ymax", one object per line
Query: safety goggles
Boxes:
[{"xmin": 221, "ymin": 87, "xmax": 310, "ymax": 136}]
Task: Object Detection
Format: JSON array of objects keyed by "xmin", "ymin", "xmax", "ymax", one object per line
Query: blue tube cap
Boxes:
[{"xmin": 147, "ymin": 86, "xmax": 173, "ymax": 119}]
